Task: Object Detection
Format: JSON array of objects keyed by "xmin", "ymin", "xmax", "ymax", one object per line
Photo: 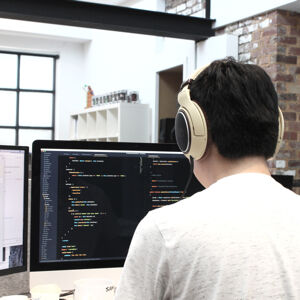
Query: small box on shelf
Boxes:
[{"xmin": 92, "ymin": 90, "xmax": 140, "ymax": 107}]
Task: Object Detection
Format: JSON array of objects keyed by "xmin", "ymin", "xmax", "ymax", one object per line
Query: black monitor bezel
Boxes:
[
  {"xmin": 30, "ymin": 140, "xmax": 182, "ymax": 272},
  {"xmin": 0, "ymin": 145, "xmax": 29, "ymax": 276}
]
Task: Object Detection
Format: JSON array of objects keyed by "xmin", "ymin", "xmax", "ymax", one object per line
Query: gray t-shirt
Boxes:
[{"xmin": 115, "ymin": 173, "xmax": 300, "ymax": 299}]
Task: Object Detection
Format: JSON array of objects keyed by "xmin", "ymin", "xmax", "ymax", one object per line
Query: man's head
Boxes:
[{"xmin": 187, "ymin": 57, "xmax": 279, "ymax": 160}]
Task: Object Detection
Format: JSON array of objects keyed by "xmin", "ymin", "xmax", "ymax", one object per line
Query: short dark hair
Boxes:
[{"xmin": 190, "ymin": 57, "xmax": 279, "ymax": 159}]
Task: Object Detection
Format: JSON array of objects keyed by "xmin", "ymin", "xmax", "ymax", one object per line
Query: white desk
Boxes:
[{"xmin": 30, "ymin": 268, "xmax": 122, "ymax": 291}]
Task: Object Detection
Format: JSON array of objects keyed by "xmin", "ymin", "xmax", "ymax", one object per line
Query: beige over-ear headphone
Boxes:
[{"xmin": 174, "ymin": 65, "xmax": 284, "ymax": 160}]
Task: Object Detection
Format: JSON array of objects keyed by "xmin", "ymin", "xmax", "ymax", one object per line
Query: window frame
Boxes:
[{"xmin": 0, "ymin": 50, "xmax": 58, "ymax": 145}]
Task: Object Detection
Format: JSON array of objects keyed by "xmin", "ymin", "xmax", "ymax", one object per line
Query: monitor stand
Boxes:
[{"xmin": 30, "ymin": 267, "xmax": 122, "ymax": 291}]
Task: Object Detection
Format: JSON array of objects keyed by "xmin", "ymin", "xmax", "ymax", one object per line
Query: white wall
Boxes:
[
  {"xmin": 196, "ymin": 34, "xmax": 238, "ymax": 67},
  {"xmin": 0, "ymin": 13, "xmax": 195, "ymax": 142},
  {"xmin": 211, "ymin": 0, "xmax": 299, "ymax": 28},
  {"xmin": 0, "ymin": 0, "xmax": 252, "ymax": 143},
  {"xmin": 0, "ymin": 30, "xmax": 87, "ymax": 140},
  {"xmin": 82, "ymin": 29, "xmax": 195, "ymax": 141},
  {"xmin": 0, "ymin": 18, "xmax": 93, "ymax": 42},
  {"xmin": 55, "ymin": 42, "xmax": 86, "ymax": 140}
]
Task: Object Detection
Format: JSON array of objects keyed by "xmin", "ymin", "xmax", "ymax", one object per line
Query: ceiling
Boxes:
[{"xmin": 277, "ymin": 0, "xmax": 300, "ymax": 13}]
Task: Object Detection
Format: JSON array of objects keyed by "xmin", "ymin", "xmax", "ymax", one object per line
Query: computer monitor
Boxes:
[
  {"xmin": 0, "ymin": 145, "xmax": 28, "ymax": 276},
  {"xmin": 272, "ymin": 174, "xmax": 294, "ymax": 190},
  {"xmin": 30, "ymin": 140, "xmax": 204, "ymax": 274}
]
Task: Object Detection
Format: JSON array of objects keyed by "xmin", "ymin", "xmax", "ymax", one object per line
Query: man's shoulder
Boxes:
[
  {"xmin": 143, "ymin": 190, "xmax": 209, "ymax": 237},
  {"xmin": 149, "ymin": 189, "xmax": 207, "ymax": 217}
]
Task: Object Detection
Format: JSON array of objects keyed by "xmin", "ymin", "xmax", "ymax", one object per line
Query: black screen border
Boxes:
[
  {"xmin": 0, "ymin": 145, "xmax": 28, "ymax": 277},
  {"xmin": 30, "ymin": 140, "xmax": 182, "ymax": 272}
]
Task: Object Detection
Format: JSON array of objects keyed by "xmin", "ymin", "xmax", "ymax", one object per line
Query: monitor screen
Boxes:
[
  {"xmin": 30, "ymin": 140, "xmax": 204, "ymax": 271},
  {"xmin": 272, "ymin": 174, "xmax": 293, "ymax": 190},
  {"xmin": 0, "ymin": 145, "xmax": 28, "ymax": 276}
]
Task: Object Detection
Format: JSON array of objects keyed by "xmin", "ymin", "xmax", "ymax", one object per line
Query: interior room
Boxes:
[{"xmin": 1, "ymin": 0, "xmax": 300, "ymax": 297}]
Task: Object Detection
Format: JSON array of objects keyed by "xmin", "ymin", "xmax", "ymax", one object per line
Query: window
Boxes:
[{"xmin": 0, "ymin": 51, "xmax": 58, "ymax": 148}]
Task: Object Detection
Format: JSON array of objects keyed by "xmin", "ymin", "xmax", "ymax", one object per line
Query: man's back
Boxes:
[{"xmin": 115, "ymin": 173, "xmax": 300, "ymax": 299}]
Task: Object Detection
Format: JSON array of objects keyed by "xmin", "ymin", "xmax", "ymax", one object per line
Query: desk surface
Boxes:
[{"xmin": 30, "ymin": 267, "xmax": 122, "ymax": 291}]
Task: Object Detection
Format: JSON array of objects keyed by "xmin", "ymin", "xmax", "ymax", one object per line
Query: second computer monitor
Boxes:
[{"xmin": 0, "ymin": 145, "xmax": 28, "ymax": 276}]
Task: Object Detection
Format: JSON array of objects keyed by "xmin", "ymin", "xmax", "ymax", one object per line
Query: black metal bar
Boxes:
[
  {"xmin": 0, "ymin": 125, "xmax": 53, "ymax": 130},
  {"xmin": 0, "ymin": 126, "xmax": 16, "ymax": 129},
  {"xmin": 0, "ymin": 50, "xmax": 59, "ymax": 59},
  {"xmin": 0, "ymin": 0, "xmax": 214, "ymax": 41},
  {"xmin": 0, "ymin": 88, "xmax": 54, "ymax": 93},
  {"xmin": 16, "ymin": 54, "xmax": 20, "ymax": 145},
  {"xmin": 52, "ymin": 57, "xmax": 57, "ymax": 140},
  {"xmin": 206, "ymin": 0, "xmax": 211, "ymax": 19},
  {"xmin": 20, "ymin": 126, "xmax": 54, "ymax": 130},
  {"xmin": 0, "ymin": 87, "xmax": 17, "ymax": 92}
]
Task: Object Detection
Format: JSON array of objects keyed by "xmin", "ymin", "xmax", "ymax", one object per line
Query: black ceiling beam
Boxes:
[{"xmin": 0, "ymin": 0, "xmax": 215, "ymax": 41}]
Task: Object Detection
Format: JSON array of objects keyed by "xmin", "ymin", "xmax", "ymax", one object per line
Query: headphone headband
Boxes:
[{"xmin": 273, "ymin": 107, "xmax": 284, "ymax": 158}]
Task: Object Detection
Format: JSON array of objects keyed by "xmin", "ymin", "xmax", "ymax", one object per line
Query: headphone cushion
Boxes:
[{"xmin": 175, "ymin": 110, "xmax": 191, "ymax": 153}]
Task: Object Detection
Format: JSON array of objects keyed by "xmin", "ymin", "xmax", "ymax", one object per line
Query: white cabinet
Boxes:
[{"xmin": 69, "ymin": 103, "xmax": 150, "ymax": 142}]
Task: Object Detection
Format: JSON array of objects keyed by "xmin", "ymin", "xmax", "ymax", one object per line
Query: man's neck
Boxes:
[{"xmin": 193, "ymin": 145, "xmax": 270, "ymax": 188}]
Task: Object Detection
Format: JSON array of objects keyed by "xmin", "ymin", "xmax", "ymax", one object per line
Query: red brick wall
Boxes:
[
  {"xmin": 276, "ymin": 11, "xmax": 300, "ymax": 193},
  {"xmin": 165, "ymin": 0, "xmax": 206, "ymax": 17}
]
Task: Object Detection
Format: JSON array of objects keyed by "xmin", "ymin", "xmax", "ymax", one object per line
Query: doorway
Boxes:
[{"xmin": 157, "ymin": 65, "xmax": 183, "ymax": 143}]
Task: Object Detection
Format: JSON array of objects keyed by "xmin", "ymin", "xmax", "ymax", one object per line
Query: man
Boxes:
[{"xmin": 114, "ymin": 58, "xmax": 300, "ymax": 299}]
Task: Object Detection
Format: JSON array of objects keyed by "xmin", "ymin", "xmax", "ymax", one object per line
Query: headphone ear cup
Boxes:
[
  {"xmin": 175, "ymin": 110, "xmax": 191, "ymax": 154},
  {"xmin": 175, "ymin": 102, "xmax": 208, "ymax": 160},
  {"xmin": 175, "ymin": 65, "xmax": 209, "ymax": 160}
]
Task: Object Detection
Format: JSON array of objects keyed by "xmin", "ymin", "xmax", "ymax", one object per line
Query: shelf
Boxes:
[
  {"xmin": 96, "ymin": 110, "xmax": 107, "ymax": 137},
  {"xmin": 77, "ymin": 113, "xmax": 87, "ymax": 139},
  {"xmin": 87, "ymin": 111, "xmax": 97, "ymax": 138},
  {"xmin": 69, "ymin": 103, "xmax": 150, "ymax": 142},
  {"xmin": 107, "ymin": 108, "xmax": 118, "ymax": 137}
]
